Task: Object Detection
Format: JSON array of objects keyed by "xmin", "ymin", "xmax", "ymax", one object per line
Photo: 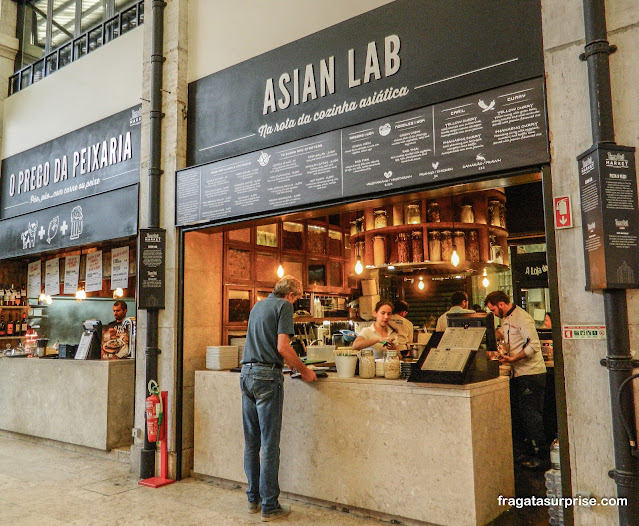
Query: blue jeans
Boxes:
[{"xmin": 240, "ymin": 363, "xmax": 284, "ymax": 513}]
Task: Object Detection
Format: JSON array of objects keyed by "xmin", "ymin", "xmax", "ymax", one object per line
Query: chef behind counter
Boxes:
[{"xmin": 352, "ymin": 300, "xmax": 398, "ymax": 359}]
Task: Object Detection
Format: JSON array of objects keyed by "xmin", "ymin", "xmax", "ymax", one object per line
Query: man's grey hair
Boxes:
[{"xmin": 273, "ymin": 275, "xmax": 303, "ymax": 298}]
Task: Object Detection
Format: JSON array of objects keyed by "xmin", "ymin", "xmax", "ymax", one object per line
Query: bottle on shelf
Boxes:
[
  {"xmin": 9, "ymin": 284, "xmax": 16, "ymax": 306},
  {"xmin": 21, "ymin": 313, "xmax": 28, "ymax": 336},
  {"xmin": 20, "ymin": 284, "xmax": 27, "ymax": 307},
  {"xmin": 0, "ymin": 315, "xmax": 5, "ymax": 336},
  {"xmin": 6, "ymin": 314, "xmax": 14, "ymax": 336},
  {"xmin": 0, "ymin": 283, "xmax": 4, "ymax": 306}
]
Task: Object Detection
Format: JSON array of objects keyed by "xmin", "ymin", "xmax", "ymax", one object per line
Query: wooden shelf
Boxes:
[
  {"xmin": 0, "ymin": 336, "xmax": 27, "ymax": 340},
  {"xmin": 0, "ymin": 305, "xmax": 30, "ymax": 309},
  {"xmin": 350, "ymin": 222, "xmax": 508, "ymax": 241}
]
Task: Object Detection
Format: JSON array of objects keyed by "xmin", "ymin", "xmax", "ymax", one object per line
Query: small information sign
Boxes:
[
  {"xmin": 138, "ymin": 228, "xmax": 166, "ymax": 310},
  {"xmin": 562, "ymin": 325, "xmax": 606, "ymax": 340}
]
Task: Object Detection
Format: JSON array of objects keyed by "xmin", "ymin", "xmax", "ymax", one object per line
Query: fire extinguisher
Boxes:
[{"xmin": 145, "ymin": 380, "xmax": 163, "ymax": 443}]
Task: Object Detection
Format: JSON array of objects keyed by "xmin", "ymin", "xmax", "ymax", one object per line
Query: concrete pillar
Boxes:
[
  {"xmin": 132, "ymin": 0, "xmax": 189, "ymax": 479},
  {"xmin": 541, "ymin": 1, "xmax": 639, "ymax": 524},
  {"xmin": 0, "ymin": 0, "xmax": 19, "ymax": 157}
]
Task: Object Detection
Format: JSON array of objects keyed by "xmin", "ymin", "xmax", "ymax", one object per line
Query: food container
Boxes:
[
  {"xmin": 460, "ymin": 204, "xmax": 474, "ymax": 223},
  {"xmin": 361, "ymin": 279, "xmax": 378, "ymax": 296},
  {"xmin": 453, "ymin": 231, "xmax": 466, "ymax": 264},
  {"xmin": 467, "ymin": 230, "xmax": 480, "ymax": 262},
  {"xmin": 411, "ymin": 231, "xmax": 424, "ymax": 262},
  {"xmin": 374, "ymin": 210, "xmax": 387, "ymax": 229},
  {"xmin": 427, "ymin": 202, "xmax": 440, "ymax": 222},
  {"xmin": 350, "ymin": 221, "xmax": 359, "ymax": 236},
  {"xmin": 334, "ymin": 349, "xmax": 358, "ymax": 378},
  {"xmin": 440, "ymin": 230, "xmax": 453, "ymax": 262},
  {"xmin": 489, "ymin": 200, "xmax": 502, "ymax": 226},
  {"xmin": 373, "ymin": 235, "xmax": 386, "ymax": 266},
  {"xmin": 428, "ymin": 231, "xmax": 441, "ymax": 261},
  {"xmin": 375, "ymin": 358, "xmax": 385, "ymax": 376},
  {"xmin": 306, "ymin": 345, "xmax": 336, "ymax": 362},
  {"xmin": 358, "ymin": 349, "xmax": 376, "ymax": 378},
  {"xmin": 397, "ymin": 232, "xmax": 411, "ymax": 263},
  {"xmin": 384, "ymin": 350, "xmax": 401, "ymax": 379},
  {"xmin": 500, "ymin": 203, "xmax": 507, "ymax": 228},
  {"xmin": 407, "ymin": 204, "xmax": 421, "ymax": 224}
]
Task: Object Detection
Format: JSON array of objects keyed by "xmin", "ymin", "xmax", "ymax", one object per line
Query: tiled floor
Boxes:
[
  {"xmin": 0, "ymin": 434, "xmax": 553, "ymax": 525},
  {"xmin": 0, "ymin": 436, "xmax": 383, "ymax": 525}
]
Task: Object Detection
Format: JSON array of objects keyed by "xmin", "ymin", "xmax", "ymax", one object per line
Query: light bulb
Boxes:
[
  {"xmin": 418, "ymin": 277, "xmax": 425, "ymax": 291},
  {"xmin": 277, "ymin": 264, "xmax": 285, "ymax": 278},
  {"xmin": 38, "ymin": 293, "xmax": 46, "ymax": 303},
  {"xmin": 482, "ymin": 276, "xmax": 490, "ymax": 288},
  {"xmin": 113, "ymin": 287, "xmax": 124, "ymax": 298},
  {"xmin": 451, "ymin": 249, "xmax": 460, "ymax": 267},
  {"xmin": 355, "ymin": 259, "xmax": 364, "ymax": 275},
  {"xmin": 76, "ymin": 288, "xmax": 86, "ymax": 301},
  {"xmin": 45, "ymin": 295, "xmax": 53, "ymax": 304}
]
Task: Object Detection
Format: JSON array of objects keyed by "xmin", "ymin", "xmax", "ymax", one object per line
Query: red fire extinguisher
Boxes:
[{"xmin": 145, "ymin": 380, "xmax": 163, "ymax": 443}]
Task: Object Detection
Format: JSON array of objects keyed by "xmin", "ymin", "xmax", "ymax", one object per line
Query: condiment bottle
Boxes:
[{"xmin": 384, "ymin": 350, "xmax": 401, "ymax": 379}]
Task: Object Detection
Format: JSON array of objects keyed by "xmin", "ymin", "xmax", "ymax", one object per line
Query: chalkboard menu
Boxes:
[
  {"xmin": 577, "ymin": 144, "xmax": 639, "ymax": 290},
  {"xmin": 138, "ymin": 228, "xmax": 166, "ymax": 309},
  {"xmin": 177, "ymin": 77, "xmax": 549, "ymax": 226}
]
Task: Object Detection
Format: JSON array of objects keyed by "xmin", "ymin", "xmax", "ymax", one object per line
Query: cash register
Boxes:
[{"xmin": 75, "ymin": 319, "xmax": 103, "ymax": 360}]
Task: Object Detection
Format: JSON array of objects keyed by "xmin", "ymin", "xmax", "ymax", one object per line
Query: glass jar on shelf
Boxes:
[
  {"xmin": 428, "ymin": 231, "xmax": 441, "ymax": 261},
  {"xmin": 407, "ymin": 203, "xmax": 421, "ymax": 224},
  {"xmin": 374, "ymin": 210, "xmax": 388, "ymax": 229},
  {"xmin": 499, "ymin": 203, "xmax": 507, "ymax": 229},
  {"xmin": 490, "ymin": 235, "xmax": 504, "ymax": 264},
  {"xmin": 373, "ymin": 235, "xmax": 386, "ymax": 266},
  {"xmin": 467, "ymin": 230, "xmax": 480, "ymax": 262},
  {"xmin": 397, "ymin": 232, "xmax": 411, "ymax": 263},
  {"xmin": 359, "ymin": 349, "xmax": 376, "ymax": 378},
  {"xmin": 440, "ymin": 230, "xmax": 453, "ymax": 262},
  {"xmin": 489, "ymin": 200, "xmax": 502, "ymax": 227},
  {"xmin": 384, "ymin": 349, "xmax": 401, "ymax": 379},
  {"xmin": 453, "ymin": 231, "xmax": 466, "ymax": 264},
  {"xmin": 282, "ymin": 221, "xmax": 304, "ymax": 251},
  {"xmin": 427, "ymin": 201, "xmax": 441, "ymax": 222},
  {"xmin": 307, "ymin": 224, "xmax": 327, "ymax": 254},
  {"xmin": 350, "ymin": 221, "xmax": 359, "ymax": 237},
  {"xmin": 460, "ymin": 204, "xmax": 474, "ymax": 223},
  {"xmin": 412, "ymin": 231, "xmax": 424, "ymax": 263},
  {"xmin": 356, "ymin": 217, "xmax": 364, "ymax": 233}
]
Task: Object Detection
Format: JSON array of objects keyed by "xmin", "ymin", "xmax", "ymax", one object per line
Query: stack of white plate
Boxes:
[
  {"xmin": 206, "ymin": 346, "xmax": 239, "ymax": 370},
  {"xmin": 230, "ymin": 338, "xmax": 246, "ymax": 363}
]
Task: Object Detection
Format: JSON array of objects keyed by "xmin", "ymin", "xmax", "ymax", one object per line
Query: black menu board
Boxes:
[
  {"xmin": 138, "ymin": 228, "xmax": 166, "ymax": 309},
  {"xmin": 577, "ymin": 144, "xmax": 639, "ymax": 290},
  {"xmin": 177, "ymin": 77, "xmax": 548, "ymax": 227}
]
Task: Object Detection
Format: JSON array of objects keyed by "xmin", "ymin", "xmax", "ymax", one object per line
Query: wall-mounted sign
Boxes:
[
  {"xmin": 562, "ymin": 325, "xmax": 606, "ymax": 340},
  {"xmin": 110, "ymin": 246, "xmax": 130, "ymax": 290},
  {"xmin": 63, "ymin": 255, "xmax": 80, "ymax": 294},
  {"xmin": 44, "ymin": 258, "xmax": 60, "ymax": 296},
  {"xmin": 0, "ymin": 184, "xmax": 138, "ymax": 260},
  {"xmin": 138, "ymin": 228, "xmax": 165, "ymax": 310},
  {"xmin": 85, "ymin": 251, "xmax": 103, "ymax": 292},
  {"xmin": 177, "ymin": 78, "xmax": 548, "ymax": 226},
  {"xmin": 511, "ymin": 250, "xmax": 548, "ymax": 287},
  {"xmin": 187, "ymin": 0, "xmax": 544, "ymax": 166},
  {"xmin": 554, "ymin": 196, "xmax": 573, "ymax": 229},
  {"xmin": 577, "ymin": 144, "xmax": 639, "ymax": 290},
  {"xmin": 27, "ymin": 260, "xmax": 41, "ymax": 298},
  {"xmin": 0, "ymin": 105, "xmax": 141, "ymax": 220}
]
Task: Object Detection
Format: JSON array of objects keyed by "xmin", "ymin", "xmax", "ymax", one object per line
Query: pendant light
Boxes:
[
  {"xmin": 275, "ymin": 221, "xmax": 285, "ymax": 278},
  {"xmin": 76, "ymin": 287, "xmax": 86, "ymax": 302},
  {"xmin": 482, "ymin": 268, "xmax": 490, "ymax": 288},
  {"xmin": 418, "ymin": 276, "xmax": 425, "ymax": 291},
  {"xmin": 354, "ymin": 234, "xmax": 364, "ymax": 275},
  {"xmin": 277, "ymin": 264, "xmax": 285, "ymax": 278},
  {"xmin": 450, "ymin": 195, "xmax": 460, "ymax": 267},
  {"xmin": 113, "ymin": 287, "xmax": 124, "ymax": 299}
]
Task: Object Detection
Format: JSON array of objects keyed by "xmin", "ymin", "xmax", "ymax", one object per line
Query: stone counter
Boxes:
[
  {"xmin": 0, "ymin": 358, "xmax": 134, "ymax": 450},
  {"xmin": 194, "ymin": 371, "xmax": 513, "ymax": 526}
]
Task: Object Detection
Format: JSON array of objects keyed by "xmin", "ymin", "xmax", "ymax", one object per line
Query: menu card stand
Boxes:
[{"xmin": 408, "ymin": 327, "xmax": 499, "ymax": 384}]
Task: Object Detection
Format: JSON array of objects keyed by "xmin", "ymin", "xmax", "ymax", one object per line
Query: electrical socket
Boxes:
[{"xmin": 131, "ymin": 427, "xmax": 142, "ymax": 439}]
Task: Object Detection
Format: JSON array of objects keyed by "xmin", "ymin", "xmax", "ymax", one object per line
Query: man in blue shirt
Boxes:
[{"xmin": 240, "ymin": 276, "xmax": 316, "ymax": 521}]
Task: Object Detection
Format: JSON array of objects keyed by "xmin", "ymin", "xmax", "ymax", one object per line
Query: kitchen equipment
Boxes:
[
  {"xmin": 36, "ymin": 338, "xmax": 49, "ymax": 358},
  {"xmin": 332, "ymin": 333, "xmax": 345, "ymax": 347},
  {"xmin": 59, "ymin": 343, "xmax": 78, "ymax": 359},
  {"xmin": 409, "ymin": 343, "xmax": 426, "ymax": 359},
  {"xmin": 76, "ymin": 319, "xmax": 102, "ymax": 360},
  {"xmin": 339, "ymin": 330, "xmax": 358, "ymax": 343},
  {"xmin": 334, "ymin": 351, "xmax": 357, "ymax": 378},
  {"xmin": 306, "ymin": 345, "xmax": 336, "ymax": 362}
]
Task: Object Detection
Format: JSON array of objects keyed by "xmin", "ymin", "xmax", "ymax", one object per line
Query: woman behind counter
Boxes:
[{"xmin": 353, "ymin": 300, "xmax": 398, "ymax": 359}]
